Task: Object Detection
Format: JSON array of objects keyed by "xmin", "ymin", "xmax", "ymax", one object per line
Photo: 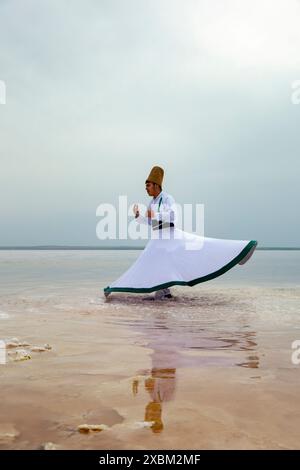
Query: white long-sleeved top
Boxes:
[{"xmin": 135, "ymin": 190, "xmax": 176, "ymax": 227}]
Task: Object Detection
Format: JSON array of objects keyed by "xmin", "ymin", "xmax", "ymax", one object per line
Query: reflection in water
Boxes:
[
  {"xmin": 238, "ymin": 354, "xmax": 260, "ymax": 368},
  {"xmin": 132, "ymin": 367, "xmax": 177, "ymax": 433},
  {"xmin": 105, "ymin": 293, "xmax": 259, "ymax": 433}
]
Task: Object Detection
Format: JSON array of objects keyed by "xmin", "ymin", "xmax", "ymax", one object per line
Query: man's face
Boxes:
[{"xmin": 145, "ymin": 181, "xmax": 156, "ymax": 196}]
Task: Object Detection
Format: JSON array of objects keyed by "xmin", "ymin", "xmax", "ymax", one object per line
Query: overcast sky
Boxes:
[{"xmin": 0, "ymin": 0, "xmax": 299, "ymax": 246}]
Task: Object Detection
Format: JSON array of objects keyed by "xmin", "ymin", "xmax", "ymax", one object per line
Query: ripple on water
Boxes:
[{"xmin": 99, "ymin": 291, "xmax": 259, "ymax": 368}]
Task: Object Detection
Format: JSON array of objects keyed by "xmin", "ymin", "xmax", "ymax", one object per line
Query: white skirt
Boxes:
[{"xmin": 104, "ymin": 227, "xmax": 258, "ymax": 294}]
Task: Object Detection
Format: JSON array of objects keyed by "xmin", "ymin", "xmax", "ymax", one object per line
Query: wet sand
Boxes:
[{"xmin": 1, "ymin": 282, "xmax": 300, "ymax": 449}]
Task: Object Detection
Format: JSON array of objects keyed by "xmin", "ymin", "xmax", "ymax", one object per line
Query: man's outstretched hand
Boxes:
[
  {"xmin": 133, "ymin": 204, "xmax": 154, "ymax": 219},
  {"xmin": 133, "ymin": 204, "xmax": 140, "ymax": 218}
]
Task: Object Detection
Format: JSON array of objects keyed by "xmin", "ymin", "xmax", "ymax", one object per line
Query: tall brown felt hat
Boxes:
[{"xmin": 145, "ymin": 166, "xmax": 164, "ymax": 188}]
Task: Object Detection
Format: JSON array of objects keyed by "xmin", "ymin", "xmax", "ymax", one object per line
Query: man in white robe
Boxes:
[
  {"xmin": 133, "ymin": 166, "xmax": 175, "ymax": 299},
  {"xmin": 104, "ymin": 165, "xmax": 258, "ymax": 299}
]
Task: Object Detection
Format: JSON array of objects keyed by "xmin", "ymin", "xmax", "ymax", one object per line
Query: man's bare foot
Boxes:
[{"xmin": 154, "ymin": 288, "xmax": 173, "ymax": 300}]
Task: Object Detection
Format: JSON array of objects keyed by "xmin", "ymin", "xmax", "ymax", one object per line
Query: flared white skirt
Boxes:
[{"xmin": 104, "ymin": 227, "xmax": 258, "ymax": 294}]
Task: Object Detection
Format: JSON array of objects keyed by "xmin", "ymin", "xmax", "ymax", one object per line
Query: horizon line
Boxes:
[{"xmin": 0, "ymin": 245, "xmax": 299, "ymax": 251}]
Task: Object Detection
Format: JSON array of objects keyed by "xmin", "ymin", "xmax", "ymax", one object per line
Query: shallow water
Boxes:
[
  {"xmin": 0, "ymin": 249, "xmax": 299, "ymax": 293},
  {"xmin": 0, "ymin": 251, "xmax": 300, "ymax": 449}
]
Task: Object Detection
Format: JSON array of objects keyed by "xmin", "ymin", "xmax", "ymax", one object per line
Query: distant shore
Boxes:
[{"xmin": 0, "ymin": 246, "xmax": 299, "ymax": 251}]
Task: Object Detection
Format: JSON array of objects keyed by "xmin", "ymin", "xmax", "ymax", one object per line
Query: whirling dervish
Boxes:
[{"xmin": 104, "ymin": 166, "xmax": 257, "ymax": 299}]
